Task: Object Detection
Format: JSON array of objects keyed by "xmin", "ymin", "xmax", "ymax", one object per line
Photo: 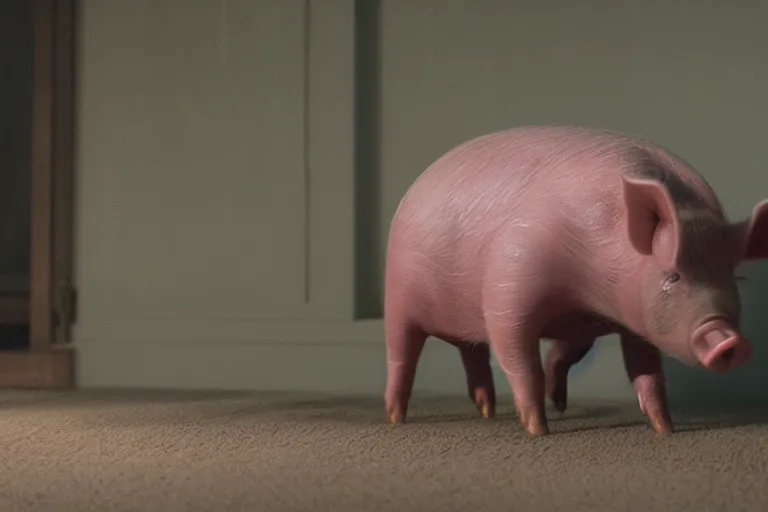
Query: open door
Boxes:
[{"xmin": 0, "ymin": 0, "xmax": 76, "ymax": 388}]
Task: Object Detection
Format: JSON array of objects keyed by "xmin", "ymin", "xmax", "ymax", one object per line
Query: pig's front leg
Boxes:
[
  {"xmin": 620, "ymin": 333, "xmax": 674, "ymax": 435},
  {"xmin": 446, "ymin": 341, "xmax": 497, "ymax": 419},
  {"xmin": 543, "ymin": 337, "xmax": 595, "ymax": 413},
  {"xmin": 489, "ymin": 325, "xmax": 549, "ymax": 436}
]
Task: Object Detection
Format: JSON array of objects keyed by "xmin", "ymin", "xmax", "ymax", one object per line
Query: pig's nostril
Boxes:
[
  {"xmin": 693, "ymin": 320, "xmax": 752, "ymax": 372},
  {"xmin": 719, "ymin": 348, "xmax": 735, "ymax": 365}
]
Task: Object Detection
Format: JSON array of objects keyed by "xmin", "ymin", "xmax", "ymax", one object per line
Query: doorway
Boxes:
[{"xmin": 0, "ymin": 0, "xmax": 76, "ymax": 388}]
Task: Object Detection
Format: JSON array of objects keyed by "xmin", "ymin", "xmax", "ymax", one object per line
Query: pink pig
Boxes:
[{"xmin": 383, "ymin": 125, "xmax": 768, "ymax": 436}]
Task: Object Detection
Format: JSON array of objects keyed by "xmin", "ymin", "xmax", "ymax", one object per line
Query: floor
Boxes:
[{"xmin": 2, "ymin": 389, "xmax": 767, "ymax": 511}]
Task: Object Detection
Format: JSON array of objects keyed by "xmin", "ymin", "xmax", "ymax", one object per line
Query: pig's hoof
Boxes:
[
  {"xmin": 387, "ymin": 408, "xmax": 405, "ymax": 424},
  {"xmin": 475, "ymin": 396, "xmax": 495, "ymax": 419},
  {"xmin": 471, "ymin": 388, "xmax": 495, "ymax": 419},
  {"xmin": 520, "ymin": 418, "xmax": 550, "ymax": 437},
  {"xmin": 479, "ymin": 402, "xmax": 493, "ymax": 419},
  {"xmin": 519, "ymin": 410, "xmax": 550, "ymax": 436},
  {"xmin": 649, "ymin": 415, "xmax": 674, "ymax": 436},
  {"xmin": 527, "ymin": 426, "xmax": 550, "ymax": 437}
]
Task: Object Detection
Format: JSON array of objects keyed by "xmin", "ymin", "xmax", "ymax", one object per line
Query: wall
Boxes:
[
  {"xmin": 75, "ymin": 0, "xmax": 382, "ymax": 393},
  {"xmin": 75, "ymin": 0, "xmax": 768, "ymax": 406}
]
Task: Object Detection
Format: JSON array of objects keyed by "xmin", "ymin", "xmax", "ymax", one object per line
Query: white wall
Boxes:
[{"xmin": 74, "ymin": 0, "xmax": 768, "ymax": 406}]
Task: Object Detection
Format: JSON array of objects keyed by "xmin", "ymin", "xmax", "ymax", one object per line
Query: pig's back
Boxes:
[{"xmin": 389, "ymin": 126, "xmax": 631, "ymax": 257}]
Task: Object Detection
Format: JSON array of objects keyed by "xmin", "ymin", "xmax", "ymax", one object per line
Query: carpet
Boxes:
[{"xmin": 1, "ymin": 389, "xmax": 767, "ymax": 512}]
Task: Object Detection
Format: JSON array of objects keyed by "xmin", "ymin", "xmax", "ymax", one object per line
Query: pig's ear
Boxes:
[
  {"xmin": 732, "ymin": 200, "xmax": 768, "ymax": 262},
  {"xmin": 622, "ymin": 176, "xmax": 680, "ymax": 266}
]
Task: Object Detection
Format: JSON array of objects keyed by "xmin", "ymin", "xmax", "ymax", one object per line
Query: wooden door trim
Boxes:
[
  {"xmin": 2, "ymin": 0, "xmax": 78, "ymax": 390},
  {"xmin": 52, "ymin": 0, "xmax": 77, "ymax": 344},
  {"xmin": 29, "ymin": 0, "xmax": 76, "ymax": 350},
  {"xmin": 29, "ymin": 0, "xmax": 55, "ymax": 349}
]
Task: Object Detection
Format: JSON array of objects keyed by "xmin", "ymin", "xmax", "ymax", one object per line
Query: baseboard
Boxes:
[
  {"xmin": 75, "ymin": 329, "xmax": 636, "ymax": 402},
  {"xmin": 0, "ymin": 346, "xmax": 75, "ymax": 389}
]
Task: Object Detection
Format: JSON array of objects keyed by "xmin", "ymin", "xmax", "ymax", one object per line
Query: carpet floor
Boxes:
[{"xmin": 1, "ymin": 389, "xmax": 767, "ymax": 512}]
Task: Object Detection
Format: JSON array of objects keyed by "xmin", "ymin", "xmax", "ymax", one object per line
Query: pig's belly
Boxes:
[
  {"xmin": 427, "ymin": 322, "xmax": 488, "ymax": 344},
  {"xmin": 425, "ymin": 324, "xmax": 489, "ymax": 345},
  {"xmin": 416, "ymin": 290, "xmax": 623, "ymax": 345},
  {"xmin": 541, "ymin": 311, "xmax": 624, "ymax": 341},
  {"xmin": 426, "ymin": 311, "xmax": 622, "ymax": 345}
]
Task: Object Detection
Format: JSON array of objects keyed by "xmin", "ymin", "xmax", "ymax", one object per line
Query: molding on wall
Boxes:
[
  {"xmin": 304, "ymin": 0, "xmax": 359, "ymax": 319},
  {"xmin": 353, "ymin": 0, "xmax": 385, "ymax": 319}
]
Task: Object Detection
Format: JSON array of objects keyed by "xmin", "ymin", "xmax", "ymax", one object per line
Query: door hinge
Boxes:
[{"xmin": 53, "ymin": 283, "xmax": 77, "ymax": 328}]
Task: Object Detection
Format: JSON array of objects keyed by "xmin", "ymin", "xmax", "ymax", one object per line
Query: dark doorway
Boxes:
[
  {"xmin": 0, "ymin": 0, "xmax": 34, "ymax": 350},
  {"xmin": 0, "ymin": 0, "xmax": 76, "ymax": 388}
]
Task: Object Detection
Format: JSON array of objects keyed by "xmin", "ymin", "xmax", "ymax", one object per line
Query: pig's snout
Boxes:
[{"xmin": 691, "ymin": 318, "xmax": 753, "ymax": 373}]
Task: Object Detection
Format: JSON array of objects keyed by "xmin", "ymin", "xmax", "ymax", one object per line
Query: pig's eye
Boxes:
[{"xmin": 663, "ymin": 272, "xmax": 682, "ymax": 289}]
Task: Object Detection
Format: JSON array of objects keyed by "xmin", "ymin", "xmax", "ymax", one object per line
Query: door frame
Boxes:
[{"xmin": 0, "ymin": 0, "xmax": 76, "ymax": 388}]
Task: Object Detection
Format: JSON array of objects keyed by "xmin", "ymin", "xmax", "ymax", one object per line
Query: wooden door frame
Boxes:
[{"xmin": 0, "ymin": 0, "xmax": 76, "ymax": 389}]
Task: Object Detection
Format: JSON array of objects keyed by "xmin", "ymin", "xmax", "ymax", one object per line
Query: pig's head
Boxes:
[{"xmin": 622, "ymin": 175, "xmax": 768, "ymax": 373}]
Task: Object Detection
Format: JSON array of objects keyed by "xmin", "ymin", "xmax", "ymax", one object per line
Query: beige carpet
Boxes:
[{"xmin": 2, "ymin": 389, "xmax": 767, "ymax": 512}]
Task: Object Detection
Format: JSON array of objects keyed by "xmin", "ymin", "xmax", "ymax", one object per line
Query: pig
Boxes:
[{"xmin": 383, "ymin": 125, "xmax": 768, "ymax": 436}]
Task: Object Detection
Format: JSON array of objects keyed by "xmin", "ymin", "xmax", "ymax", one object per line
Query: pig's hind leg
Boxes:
[
  {"xmin": 384, "ymin": 320, "xmax": 428, "ymax": 424},
  {"xmin": 543, "ymin": 337, "xmax": 595, "ymax": 413},
  {"xmin": 446, "ymin": 341, "xmax": 497, "ymax": 419}
]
